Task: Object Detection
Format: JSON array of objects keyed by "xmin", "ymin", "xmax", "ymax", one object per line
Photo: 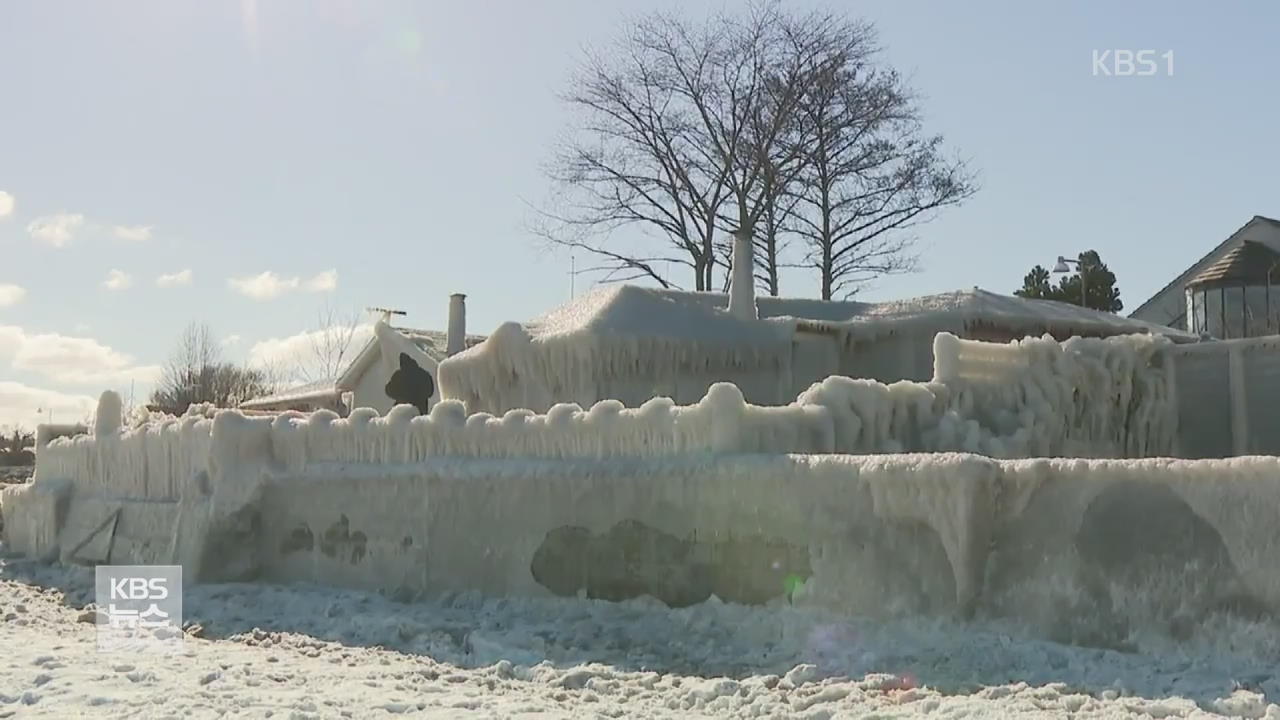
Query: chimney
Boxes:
[
  {"xmin": 727, "ymin": 229, "xmax": 758, "ymax": 320},
  {"xmin": 446, "ymin": 293, "xmax": 467, "ymax": 356}
]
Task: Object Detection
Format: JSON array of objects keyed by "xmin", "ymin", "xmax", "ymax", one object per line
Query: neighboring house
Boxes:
[
  {"xmin": 1130, "ymin": 215, "xmax": 1280, "ymax": 338},
  {"xmin": 438, "ymin": 283, "xmax": 1194, "ymax": 416},
  {"xmin": 236, "ymin": 379, "xmax": 347, "ymax": 415},
  {"xmin": 241, "ymin": 294, "xmax": 486, "ymax": 415},
  {"xmin": 334, "ymin": 321, "xmax": 486, "ymax": 414}
]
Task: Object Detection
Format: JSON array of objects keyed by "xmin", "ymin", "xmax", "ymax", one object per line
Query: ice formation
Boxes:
[
  {"xmin": 24, "ymin": 330, "xmax": 1178, "ymax": 506},
  {"xmin": 7, "ymin": 329, "xmax": 1278, "ymax": 657},
  {"xmin": 437, "ymin": 284, "xmax": 1194, "ymax": 416}
]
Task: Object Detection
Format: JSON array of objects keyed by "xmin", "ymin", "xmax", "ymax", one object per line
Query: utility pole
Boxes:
[{"xmin": 1053, "ymin": 255, "xmax": 1093, "ymax": 309}]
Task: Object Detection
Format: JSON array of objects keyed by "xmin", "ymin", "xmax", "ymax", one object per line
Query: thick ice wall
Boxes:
[
  {"xmin": 23, "ymin": 329, "xmax": 1181, "ymax": 522},
  {"xmin": 923, "ymin": 332, "xmax": 1176, "ymax": 458},
  {"xmin": 254, "ymin": 453, "xmax": 997, "ymax": 617},
  {"xmin": 987, "ymin": 457, "xmax": 1280, "ymax": 649},
  {"xmin": 11, "ymin": 388, "xmax": 1280, "ymax": 648},
  {"xmin": 0, "ymin": 476, "xmax": 71, "ymax": 561},
  {"xmin": 265, "ymin": 383, "xmax": 834, "ymax": 473},
  {"xmin": 440, "ymin": 327, "xmax": 1178, "ymax": 460},
  {"xmin": 1163, "ymin": 336, "xmax": 1280, "ymax": 458},
  {"xmin": 793, "ymin": 331, "xmax": 1175, "ymax": 459},
  {"xmin": 437, "ymin": 317, "xmax": 794, "ymax": 416},
  {"xmin": 35, "ymin": 414, "xmax": 214, "ymax": 500},
  {"xmin": 257, "ymin": 451, "xmax": 1280, "ymax": 641}
]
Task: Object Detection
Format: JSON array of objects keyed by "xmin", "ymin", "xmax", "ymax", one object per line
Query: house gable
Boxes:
[{"xmin": 1130, "ymin": 216, "xmax": 1280, "ymax": 329}]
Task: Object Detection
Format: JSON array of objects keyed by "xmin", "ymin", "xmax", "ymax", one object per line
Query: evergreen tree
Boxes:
[{"xmin": 1014, "ymin": 250, "xmax": 1122, "ymax": 312}]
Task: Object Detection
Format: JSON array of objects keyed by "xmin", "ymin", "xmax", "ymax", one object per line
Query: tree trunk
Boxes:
[{"xmin": 764, "ymin": 226, "xmax": 780, "ymax": 296}]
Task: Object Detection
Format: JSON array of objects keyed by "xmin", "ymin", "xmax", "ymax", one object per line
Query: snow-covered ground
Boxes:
[{"xmin": 2, "ymin": 556, "xmax": 1277, "ymax": 719}]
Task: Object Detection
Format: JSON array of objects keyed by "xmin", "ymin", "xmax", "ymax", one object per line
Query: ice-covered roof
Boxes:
[
  {"xmin": 525, "ymin": 285, "xmax": 792, "ymax": 345},
  {"xmin": 395, "ymin": 328, "xmax": 488, "ymax": 361},
  {"xmin": 815, "ymin": 288, "xmax": 1198, "ymax": 341},
  {"xmin": 336, "ymin": 325, "xmax": 487, "ymax": 391},
  {"xmin": 239, "ymin": 379, "xmax": 341, "ymax": 410},
  {"xmin": 437, "ymin": 284, "xmax": 1193, "ymax": 416},
  {"xmin": 504, "ymin": 284, "xmax": 1194, "ymax": 346}
]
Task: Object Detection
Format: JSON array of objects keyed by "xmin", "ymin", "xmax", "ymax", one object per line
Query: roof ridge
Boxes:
[{"xmin": 1128, "ymin": 216, "xmax": 1267, "ymax": 318}]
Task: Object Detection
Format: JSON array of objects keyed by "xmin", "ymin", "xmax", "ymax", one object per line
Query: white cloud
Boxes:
[
  {"xmin": 304, "ymin": 269, "xmax": 338, "ymax": 293},
  {"xmin": 27, "ymin": 213, "xmax": 85, "ymax": 248},
  {"xmin": 0, "ymin": 381, "xmax": 97, "ymax": 430},
  {"xmin": 102, "ymin": 269, "xmax": 133, "ymax": 291},
  {"xmin": 228, "ymin": 271, "xmax": 301, "ymax": 300},
  {"xmin": 248, "ymin": 323, "xmax": 373, "ymax": 376},
  {"xmin": 222, "ymin": 334, "xmax": 242, "ymax": 347},
  {"xmin": 228, "ymin": 269, "xmax": 339, "ymax": 300},
  {"xmin": 0, "ymin": 325, "xmax": 162, "ymax": 387},
  {"xmin": 113, "ymin": 224, "xmax": 153, "ymax": 242},
  {"xmin": 0, "ymin": 284, "xmax": 26, "ymax": 307},
  {"xmin": 0, "ymin": 191, "xmax": 13, "ymax": 218},
  {"xmin": 156, "ymin": 269, "xmax": 193, "ymax": 288}
]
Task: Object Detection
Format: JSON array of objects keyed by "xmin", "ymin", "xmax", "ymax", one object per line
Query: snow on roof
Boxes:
[
  {"xmin": 505, "ymin": 284, "xmax": 1193, "ymax": 345},
  {"xmin": 437, "ymin": 284, "xmax": 1193, "ymax": 415},
  {"xmin": 816, "ymin": 288, "xmax": 1198, "ymax": 342},
  {"xmin": 397, "ymin": 328, "xmax": 488, "ymax": 361},
  {"xmin": 336, "ymin": 324, "xmax": 487, "ymax": 391},
  {"xmin": 239, "ymin": 379, "xmax": 341, "ymax": 410},
  {"xmin": 525, "ymin": 285, "xmax": 792, "ymax": 345}
]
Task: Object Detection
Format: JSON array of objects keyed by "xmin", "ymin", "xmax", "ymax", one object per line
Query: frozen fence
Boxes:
[
  {"xmin": 265, "ymin": 384, "xmax": 834, "ymax": 474},
  {"xmin": 1166, "ymin": 336, "xmax": 1280, "ymax": 457},
  {"xmin": 35, "ymin": 414, "xmax": 214, "ymax": 501},
  {"xmin": 923, "ymin": 332, "xmax": 1175, "ymax": 458},
  {"xmin": 35, "ymin": 331, "xmax": 1280, "ymax": 503},
  {"xmin": 31, "ymin": 332, "xmax": 1180, "ymax": 504}
]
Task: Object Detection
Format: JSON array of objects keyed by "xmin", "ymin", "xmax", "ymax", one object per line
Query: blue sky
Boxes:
[{"xmin": 2, "ymin": 0, "xmax": 1277, "ymax": 428}]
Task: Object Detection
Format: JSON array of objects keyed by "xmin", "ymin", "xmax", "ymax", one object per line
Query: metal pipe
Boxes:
[
  {"xmin": 1221, "ymin": 286, "xmax": 1227, "ymax": 339},
  {"xmin": 1242, "ymin": 283, "xmax": 1248, "ymax": 337}
]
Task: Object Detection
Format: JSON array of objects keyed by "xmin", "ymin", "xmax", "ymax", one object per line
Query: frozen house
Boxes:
[
  {"xmin": 1131, "ymin": 215, "xmax": 1280, "ymax": 336},
  {"xmin": 437, "ymin": 283, "xmax": 1194, "ymax": 415},
  {"xmin": 240, "ymin": 294, "xmax": 486, "ymax": 415}
]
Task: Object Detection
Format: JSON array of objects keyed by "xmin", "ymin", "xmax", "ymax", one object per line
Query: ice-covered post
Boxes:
[
  {"xmin": 447, "ymin": 293, "xmax": 467, "ymax": 357},
  {"xmin": 705, "ymin": 382, "xmax": 746, "ymax": 453},
  {"xmin": 727, "ymin": 228, "xmax": 758, "ymax": 320},
  {"xmin": 94, "ymin": 390, "xmax": 123, "ymax": 438}
]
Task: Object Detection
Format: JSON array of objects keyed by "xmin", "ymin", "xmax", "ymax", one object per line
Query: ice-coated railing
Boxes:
[
  {"xmin": 264, "ymin": 383, "xmax": 834, "ymax": 474},
  {"xmin": 1164, "ymin": 335, "xmax": 1280, "ymax": 457},
  {"xmin": 930, "ymin": 331, "xmax": 1176, "ymax": 458},
  {"xmin": 32, "ymin": 331, "xmax": 1186, "ymax": 500},
  {"xmin": 35, "ymin": 414, "xmax": 214, "ymax": 501}
]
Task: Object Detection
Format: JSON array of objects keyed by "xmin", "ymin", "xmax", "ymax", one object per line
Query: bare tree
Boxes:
[
  {"xmin": 535, "ymin": 16, "xmax": 732, "ymax": 290},
  {"xmin": 542, "ymin": 4, "xmax": 975, "ymax": 299},
  {"xmin": 0, "ymin": 427, "xmax": 35, "ymax": 466},
  {"xmin": 540, "ymin": 3, "xmax": 843, "ymax": 292},
  {"xmin": 150, "ymin": 322, "xmax": 276, "ymax": 413},
  {"xmin": 713, "ymin": 158, "xmax": 803, "ymax": 295},
  {"xmin": 644, "ymin": 4, "xmax": 836, "ymax": 293},
  {"xmin": 790, "ymin": 27, "xmax": 977, "ymax": 299},
  {"xmin": 296, "ymin": 304, "xmax": 364, "ymax": 384}
]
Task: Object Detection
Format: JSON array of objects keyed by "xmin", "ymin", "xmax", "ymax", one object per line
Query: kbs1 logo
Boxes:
[
  {"xmin": 94, "ymin": 565, "xmax": 184, "ymax": 653},
  {"xmin": 1092, "ymin": 50, "xmax": 1174, "ymax": 77}
]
